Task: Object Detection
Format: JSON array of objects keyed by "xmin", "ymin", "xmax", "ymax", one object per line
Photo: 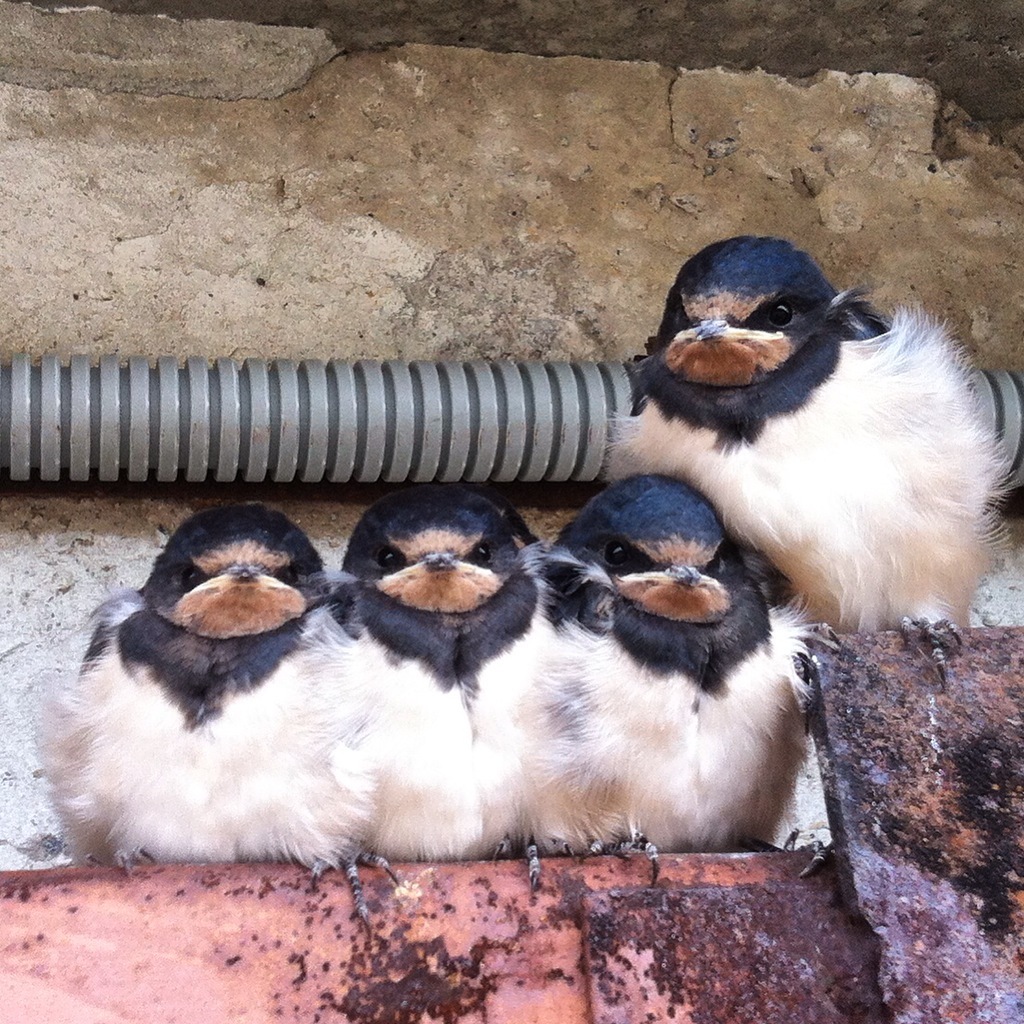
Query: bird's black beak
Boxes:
[
  {"xmin": 664, "ymin": 564, "xmax": 703, "ymax": 586},
  {"xmin": 421, "ymin": 552, "xmax": 459, "ymax": 572},
  {"xmin": 691, "ymin": 318, "xmax": 730, "ymax": 343},
  {"xmin": 225, "ymin": 564, "xmax": 263, "ymax": 583}
]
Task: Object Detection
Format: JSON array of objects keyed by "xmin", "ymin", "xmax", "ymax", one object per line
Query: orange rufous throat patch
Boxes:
[
  {"xmin": 377, "ymin": 562, "xmax": 502, "ymax": 614},
  {"xmin": 616, "ymin": 572, "xmax": 731, "ymax": 623},
  {"xmin": 664, "ymin": 327, "xmax": 792, "ymax": 387},
  {"xmin": 171, "ymin": 575, "xmax": 306, "ymax": 638}
]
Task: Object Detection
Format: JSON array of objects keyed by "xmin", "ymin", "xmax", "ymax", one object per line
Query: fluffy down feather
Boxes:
[
  {"xmin": 523, "ymin": 605, "xmax": 810, "ymax": 853},
  {"xmin": 610, "ymin": 310, "xmax": 1005, "ymax": 630},
  {"xmin": 305, "ymin": 605, "xmax": 555, "ymax": 863},
  {"xmin": 41, "ymin": 602, "xmax": 374, "ymax": 868}
]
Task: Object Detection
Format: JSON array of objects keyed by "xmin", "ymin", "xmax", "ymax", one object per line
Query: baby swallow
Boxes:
[
  {"xmin": 335, "ymin": 483, "xmax": 548, "ymax": 864},
  {"xmin": 42, "ymin": 503, "xmax": 381, "ymax": 912},
  {"xmin": 524, "ymin": 474, "xmax": 811, "ymax": 871},
  {"xmin": 610, "ymin": 236, "xmax": 1004, "ymax": 671}
]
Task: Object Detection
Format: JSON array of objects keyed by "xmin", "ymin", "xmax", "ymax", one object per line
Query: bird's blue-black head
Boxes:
[
  {"xmin": 343, "ymin": 484, "xmax": 540, "ymax": 693},
  {"xmin": 343, "ymin": 483, "xmax": 536, "ymax": 608},
  {"xmin": 551, "ymin": 475, "xmax": 773, "ymax": 689},
  {"xmin": 641, "ymin": 236, "xmax": 888, "ymax": 443},
  {"xmin": 558, "ymin": 473, "xmax": 725, "ymax": 577},
  {"xmin": 115, "ymin": 503, "xmax": 326, "ymax": 729},
  {"xmin": 143, "ymin": 503, "xmax": 325, "ymax": 637}
]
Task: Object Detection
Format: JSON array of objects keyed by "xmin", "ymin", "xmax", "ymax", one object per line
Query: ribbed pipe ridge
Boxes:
[
  {"xmin": 0, "ymin": 356, "xmax": 634, "ymax": 484},
  {"xmin": 974, "ymin": 370, "xmax": 1024, "ymax": 490},
  {"xmin": 2, "ymin": 356, "xmax": 1021, "ymax": 486}
]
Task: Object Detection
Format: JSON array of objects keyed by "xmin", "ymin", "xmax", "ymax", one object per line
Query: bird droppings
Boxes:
[{"xmin": 814, "ymin": 627, "xmax": 1024, "ymax": 1023}]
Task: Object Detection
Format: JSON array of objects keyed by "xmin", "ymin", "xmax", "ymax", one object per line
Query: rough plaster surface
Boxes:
[
  {"xmin": 3, "ymin": 45, "xmax": 1024, "ymax": 368},
  {"xmin": 0, "ymin": 2, "xmax": 337, "ymax": 99},
  {"xmin": 26, "ymin": 1, "xmax": 1024, "ymax": 126},
  {"xmin": 1, "ymin": 491, "xmax": 1021, "ymax": 872}
]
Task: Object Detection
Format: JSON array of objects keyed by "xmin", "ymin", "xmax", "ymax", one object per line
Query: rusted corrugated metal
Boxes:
[
  {"xmin": 814, "ymin": 626, "xmax": 1024, "ymax": 1024},
  {"xmin": 582, "ymin": 881, "xmax": 884, "ymax": 1023},
  {"xmin": 0, "ymin": 852, "xmax": 881, "ymax": 1023}
]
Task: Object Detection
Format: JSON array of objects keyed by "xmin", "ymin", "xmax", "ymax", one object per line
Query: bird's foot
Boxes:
[
  {"xmin": 798, "ymin": 840, "xmax": 835, "ymax": 878},
  {"xmin": 525, "ymin": 838, "xmax": 541, "ymax": 892},
  {"xmin": 493, "ymin": 834, "xmax": 545, "ymax": 890},
  {"xmin": 794, "ymin": 652, "xmax": 820, "ymax": 688},
  {"xmin": 597, "ymin": 830, "xmax": 660, "ymax": 884},
  {"xmin": 743, "ymin": 832, "xmax": 832, "ymax": 876},
  {"xmin": 808, "ymin": 622, "xmax": 840, "ymax": 651},
  {"xmin": 113, "ymin": 847, "xmax": 154, "ymax": 873},
  {"xmin": 900, "ymin": 617, "xmax": 962, "ymax": 685},
  {"xmin": 311, "ymin": 852, "xmax": 400, "ymax": 929}
]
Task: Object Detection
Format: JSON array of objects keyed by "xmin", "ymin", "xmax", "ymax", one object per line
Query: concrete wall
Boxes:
[
  {"xmin": 3, "ymin": 6, "xmax": 1024, "ymax": 367},
  {"xmin": 23, "ymin": 1, "xmax": 1024, "ymax": 128}
]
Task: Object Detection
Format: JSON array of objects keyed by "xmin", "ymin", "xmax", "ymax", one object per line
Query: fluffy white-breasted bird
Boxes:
[
  {"xmin": 325, "ymin": 483, "xmax": 551, "ymax": 863},
  {"xmin": 609, "ymin": 236, "xmax": 1004, "ymax": 664},
  {"xmin": 524, "ymin": 474, "xmax": 811, "ymax": 866},
  {"xmin": 42, "ymin": 503, "xmax": 381, "ymax": 910}
]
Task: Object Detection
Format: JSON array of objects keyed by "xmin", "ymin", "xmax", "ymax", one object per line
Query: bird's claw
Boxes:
[
  {"xmin": 808, "ymin": 622, "xmax": 840, "ymax": 651},
  {"xmin": 358, "ymin": 850, "xmax": 401, "ymax": 887},
  {"xmin": 525, "ymin": 838, "xmax": 541, "ymax": 892},
  {"xmin": 798, "ymin": 840, "xmax": 835, "ymax": 878},
  {"xmin": 114, "ymin": 847, "xmax": 153, "ymax": 873},
  {"xmin": 311, "ymin": 852, "xmax": 400, "ymax": 929},
  {"xmin": 596, "ymin": 830, "xmax": 660, "ymax": 883},
  {"xmin": 900, "ymin": 617, "xmax": 962, "ymax": 685},
  {"xmin": 794, "ymin": 651, "xmax": 820, "ymax": 687},
  {"xmin": 492, "ymin": 836, "xmax": 513, "ymax": 860}
]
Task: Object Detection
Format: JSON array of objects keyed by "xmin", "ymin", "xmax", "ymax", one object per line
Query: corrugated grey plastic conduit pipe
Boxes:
[{"xmin": 1, "ymin": 355, "xmax": 1022, "ymax": 487}]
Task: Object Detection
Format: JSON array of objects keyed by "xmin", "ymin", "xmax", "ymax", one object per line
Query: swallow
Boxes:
[
  {"xmin": 42, "ymin": 503, "xmax": 383, "ymax": 914},
  {"xmin": 334, "ymin": 483, "xmax": 548, "ymax": 865},
  {"xmin": 524, "ymin": 474, "xmax": 810, "ymax": 873},
  {"xmin": 609, "ymin": 236, "xmax": 1005, "ymax": 673}
]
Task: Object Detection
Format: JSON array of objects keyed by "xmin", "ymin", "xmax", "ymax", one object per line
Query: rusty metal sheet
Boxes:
[
  {"xmin": 583, "ymin": 880, "xmax": 886, "ymax": 1024},
  {"xmin": 0, "ymin": 852, "xmax": 849, "ymax": 1023},
  {"xmin": 814, "ymin": 626, "xmax": 1024, "ymax": 1024}
]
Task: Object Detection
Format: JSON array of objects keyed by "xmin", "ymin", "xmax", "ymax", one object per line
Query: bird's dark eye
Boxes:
[
  {"xmin": 276, "ymin": 564, "xmax": 298, "ymax": 585},
  {"xmin": 376, "ymin": 546, "xmax": 402, "ymax": 570},
  {"xmin": 470, "ymin": 541, "xmax": 491, "ymax": 564},
  {"xmin": 767, "ymin": 301, "xmax": 794, "ymax": 327},
  {"xmin": 181, "ymin": 565, "xmax": 204, "ymax": 589},
  {"xmin": 604, "ymin": 541, "xmax": 629, "ymax": 566}
]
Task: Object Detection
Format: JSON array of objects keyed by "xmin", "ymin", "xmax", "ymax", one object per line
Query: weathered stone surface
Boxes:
[
  {"xmin": 2, "ymin": 46, "xmax": 1024, "ymax": 368},
  {"xmin": 27, "ymin": 0, "xmax": 1024, "ymax": 126},
  {"xmin": 0, "ymin": 2, "xmax": 337, "ymax": 99},
  {"xmin": 669, "ymin": 70, "xmax": 1024, "ymax": 370}
]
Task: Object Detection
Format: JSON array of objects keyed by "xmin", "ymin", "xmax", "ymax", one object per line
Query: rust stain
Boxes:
[
  {"xmin": 582, "ymin": 881, "xmax": 885, "ymax": 1024},
  {"xmin": 814, "ymin": 626, "xmax": 1024, "ymax": 1024},
  {"xmin": 0, "ymin": 853, "xmax": 863, "ymax": 1023}
]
